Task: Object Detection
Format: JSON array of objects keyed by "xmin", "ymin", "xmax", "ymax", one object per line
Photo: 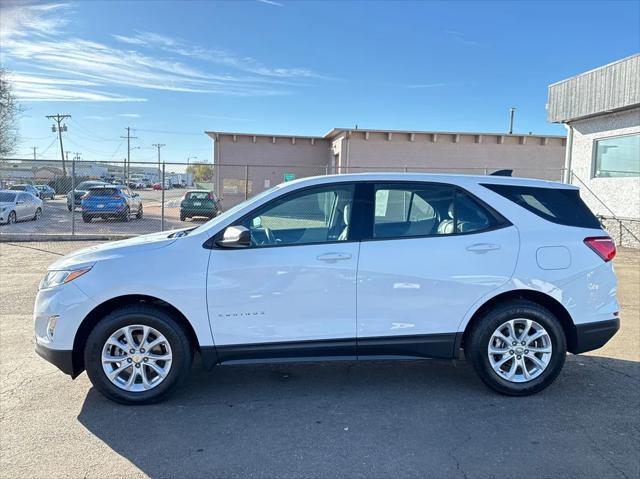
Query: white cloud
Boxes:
[
  {"xmin": 111, "ymin": 31, "xmax": 321, "ymax": 79},
  {"xmin": 0, "ymin": 2, "xmax": 323, "ymax": 102},
  {"xmin": 257, "ymin": 0, "xmax": 284, "ymax": 6},
  {"xmin": 119, "ymin": 113, "xmax": 141, "ymax": 118}
]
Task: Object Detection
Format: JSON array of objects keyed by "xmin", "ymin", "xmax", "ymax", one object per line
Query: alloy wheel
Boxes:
[
  {"xmin": 101, "ymin": 324, "xmax": 173, "ymax": 392},
  {"xmin": 487, "ymin": 318, "xmax": 552, "ymax": 383}
]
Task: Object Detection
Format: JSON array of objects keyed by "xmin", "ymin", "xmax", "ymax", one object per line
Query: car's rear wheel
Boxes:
[
  {"xmin": 68, "ymin": 204, "xmax": 73, "ymax": 212},
  {"xmin": 33, "ymin": 208, "xmax": 42, "ymax": 221},
  {"xmin": 180, "ymin": 212, "xmax": 187, "ymax": 221},
  {"xmin": 82, "ymin": 215, "xmax": 92, "ymax": 223},
  {"xmin": 136, "ymin": 205, "xmax": 143, "ymax": 219},
  {"xmin": 465, "ymin": 300, "xmax": 566, "ymax": 396},
  {"xmin": 7, "ymin": 211, "xmax": 16, "ymax": 224},
  {"xmin": 84, "ymin": 305, "xmax": 193, "ymax": 404}
]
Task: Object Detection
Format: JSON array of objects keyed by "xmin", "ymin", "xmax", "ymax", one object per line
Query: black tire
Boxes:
[
  {"xmin": 7, "ymin": 211, "xmax": 16, "ymax": 224},
  {"xmin": 180, "ymin": 213, "xmax": 187, "ymax": 221},
  {"xmin": 120, "ymin": 206, "xmax": 130, "ymax": 222},
  {"xmin": 84, "ymin": 305, "xmax": 193, "ymax": 405},
  {"xmin": 465, "ymin": 300, "xmax": 566, "ymax": 396},
  {"xmin": 82, "ymin": 215, "xmax": 92, "ymax": 223},
  {"xmin": 68, "ymin": 205, "xmax": 73, "ymax": 212},
  {"xmin": 33, "ymin": 208, "xmax": 42, "ymax": 221},
  {"xmin": 136, "ymin": 205, "xmax": 143, "ymax": 219}
]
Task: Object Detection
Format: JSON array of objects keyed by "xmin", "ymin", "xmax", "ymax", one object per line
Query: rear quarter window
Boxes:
[{"xmin": 482, "ymin": 184, "xmax": 601, "ymax": 229}]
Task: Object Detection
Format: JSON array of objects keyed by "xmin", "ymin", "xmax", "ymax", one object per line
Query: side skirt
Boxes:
[{"xmin": 204, "ymin": 333, "xmax": 458, "ymax": 367}]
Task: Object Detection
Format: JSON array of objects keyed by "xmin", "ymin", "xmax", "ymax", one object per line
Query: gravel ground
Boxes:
[{"xmin": 0, "ymin": 241, "xmax": 638, "ymax": 479}]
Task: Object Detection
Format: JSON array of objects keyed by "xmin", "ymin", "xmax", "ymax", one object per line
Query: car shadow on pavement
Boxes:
[{"xmin": 77, "ymin": 355, "xmax": 640, "ymax": 479}]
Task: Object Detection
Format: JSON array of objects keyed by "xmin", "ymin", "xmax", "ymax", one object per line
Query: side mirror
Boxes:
[{"xmin": 216, "ymin": 225, "xmax": 251, "ymax": 248}]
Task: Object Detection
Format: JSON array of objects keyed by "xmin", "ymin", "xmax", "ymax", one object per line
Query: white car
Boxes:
[
  {"xmin": 34, "ymin": 173, "xmax": 619, "ymax": 404},
  {"xmin": 0, "ymin": 190, "xmax": 43, "ymax": 224}
]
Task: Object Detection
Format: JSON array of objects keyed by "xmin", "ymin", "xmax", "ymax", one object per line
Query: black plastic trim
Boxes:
[
  {"xmin": 199, "ymin": 346, "xmax": 219, "ymax": 369},
  {"xmin": 571, "ymin": 318, "xmax": 620, "ymax": 354},
  {"xmin": 214, "ymin": 333, "xmax": 459, "ymax": 365},
  {"xmin": 35, "ymin": 343, "xmax": 78, "ymax": 378},
  {"xmin": 357, "ymin": 333, "xmax": 457, "ymax": 359},
  {"xmin": 216, "ymin": 338, "xmax": 356, "ymax": 364}
]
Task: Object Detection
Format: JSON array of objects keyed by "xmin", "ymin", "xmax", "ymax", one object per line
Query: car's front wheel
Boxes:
[
  {"xmin": 84, "ymin": 305, "xmax": 193, "ymax": 404},
  {"xmin": 33, "ymin": 208, "xmax": 42, "ymax": 221},
  {"xmin": 465, "ymin": 300, "xmax": 566, "ymax": 396}
]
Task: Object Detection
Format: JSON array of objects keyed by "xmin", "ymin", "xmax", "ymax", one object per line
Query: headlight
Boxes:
[
  {"xmin": 0, "ymin": 206, "xmax": 7, "ymax": 212},
  {"xmin": 40, "ymin": 267, "xmax": 92, "ymax": 290}
]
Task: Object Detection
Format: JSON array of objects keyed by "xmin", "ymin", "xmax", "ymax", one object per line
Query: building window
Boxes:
[{"xmin": 593, "ymin": 134, "xmax": 640, "ymax": 178}]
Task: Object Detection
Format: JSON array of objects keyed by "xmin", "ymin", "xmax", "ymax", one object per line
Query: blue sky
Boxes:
[{"xmin": 1, "ymin": 0, "xmax": 639, "ymax": 164}]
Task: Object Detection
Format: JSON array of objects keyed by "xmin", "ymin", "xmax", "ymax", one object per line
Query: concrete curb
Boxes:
[{"xmin": 0, "ymin": 234, "xmax": 136, "ymax": 242}]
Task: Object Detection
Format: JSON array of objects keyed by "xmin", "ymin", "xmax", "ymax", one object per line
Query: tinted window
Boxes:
[
  {"xmin": 186, "ymin": 192, "xmax": 209, "ymax": 200},
  {"xmin": 9, "ymin": 185, "xmax": 26, "ymax": 191},
  {"xmin": 86, "ymin": 188, "xmax": 120, "ymax": 197},
  {"xmin": 373, "ymin": 184, "xmax": 500, "ymax": 238},
  {"xmin": 594, "ymin": 134, "xmax": 639, "ymax": 178},
  {"xmin": 0, "ymin": 192, "xmax": 16, "ymax": 202},
  {"xmin": 76, "ymin": 181, "xmax": 103, "ymax": 190},
  {"xmin": 482, "ymin": 184, "xmax": 601, "ymax": 229},
  {"xmin": 241, "ymin": 184, "xmax": 355, "ymax": 247}
]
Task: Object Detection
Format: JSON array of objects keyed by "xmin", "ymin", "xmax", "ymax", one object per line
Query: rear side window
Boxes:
[
  {"xmin": 482, "ymin": 184, "xmax": 601, "ymax": 229},
  {"xmin": 373, "ymin": 184, "xmax": 503, "ymax": 238}
]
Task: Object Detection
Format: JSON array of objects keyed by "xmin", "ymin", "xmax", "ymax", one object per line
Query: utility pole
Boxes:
[
  {"xmin": 120, "ymin": 127, "xmax": 138, "ymax": 184},
  {"xmin": 508, "ymin": 107, "xmax": 516, "ymax": 135},
  {"xmin": 152, "ymin": 143, "xmax": 165, "ymax": 186},
  {"xmin": 32, "ymin": 147, "xmax": 37, "ymax": 160},
  {"xmin": 46, "ymin": 114, "xmax": 71, "ymax": 175}
]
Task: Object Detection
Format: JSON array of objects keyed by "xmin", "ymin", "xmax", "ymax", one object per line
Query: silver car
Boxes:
[{"xmin": 0, "ymin": 190, "xmax": 43, "ymax": 224}]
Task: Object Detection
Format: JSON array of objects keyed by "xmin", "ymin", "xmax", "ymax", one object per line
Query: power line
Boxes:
[
  {"xmin": 46, "ymin": 114, "xmax": 71, "ymax": 176},
  {"xmin": 120, "ymin": 127, "xmax": 138, "ymax": 183}
]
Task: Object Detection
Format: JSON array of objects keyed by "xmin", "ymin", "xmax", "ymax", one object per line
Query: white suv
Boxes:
[{"xmin": 34, "ymin": 173, "xmax": 620, "ymax": 404}]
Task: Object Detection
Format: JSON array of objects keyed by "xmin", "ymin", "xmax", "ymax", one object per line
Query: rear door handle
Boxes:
[
  {"xmin": 317, "ymin": 252, "xmax": 352, "ymax": 262},
  {"xmin": 466, "ymin": 243, "xmax": 501, "ymax": 253}
]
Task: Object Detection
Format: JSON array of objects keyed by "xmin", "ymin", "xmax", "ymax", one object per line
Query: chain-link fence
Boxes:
[{"xmin": 0, "ymin": 157, "xmax": 581, "ymax": 240}]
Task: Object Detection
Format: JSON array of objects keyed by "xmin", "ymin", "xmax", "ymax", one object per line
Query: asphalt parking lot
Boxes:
[
  {"xmin": 0, "ymin": 241, "xmax": 638, "ymax": 479},
  {"xmin": 0, "ymin": 190, "xmax": 208, "ymax": 236}
]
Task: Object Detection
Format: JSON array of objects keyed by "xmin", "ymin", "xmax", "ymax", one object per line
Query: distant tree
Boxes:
[
  {"xmin": 186, "ymin": 163, "xmax": 214, "ymax": 182},
  {"xmin": 0, "ymin": 69, "xmax": 22, "ymax": 158}
]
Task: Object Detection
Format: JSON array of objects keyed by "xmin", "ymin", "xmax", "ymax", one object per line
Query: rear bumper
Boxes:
[
  {"xmin": 35, "ymin": 342, "xmax": 77, "ymax": 377},
  {"xmin": 571, "ymin": 318, "xmax": 620, "ymax": 354}
]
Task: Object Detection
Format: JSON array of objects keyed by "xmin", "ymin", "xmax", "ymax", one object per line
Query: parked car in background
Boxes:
[
  {"xmin": 0, "ymin": 190, "xmax": 43, "ymax": 224},
  {"xmin": 81, "ymin": 185, "xmax": 143, "ymax": 222},
  {"xmin": 35, "ymin": 185, "xmax": 56, "ymax": 200},
  {"xmin": 33, "ymin": 173, "xmax": 620, "ymax": 404},
  {"xmin": 180, "ymin": 190, "xmax": 221, "ymax": 221},
  {"xmin": 9, "ymin": 184, "xmax": 41, "ymax": 199},
  {"xmin": 67, "ymin": 181, "xmax": 107, "ymax": 211}
]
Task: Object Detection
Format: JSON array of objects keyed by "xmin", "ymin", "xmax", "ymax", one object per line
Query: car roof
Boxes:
[
  {"xmin": 87, "ymin": 184, "xmax": 124, "ymax": 189},
  {"xmin": 281, "ymin": 172, "xmax": 576, "ymax": 190}
]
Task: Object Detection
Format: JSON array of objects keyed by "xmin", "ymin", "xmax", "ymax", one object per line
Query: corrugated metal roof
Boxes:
[{"xmin": 548, "ymin": 54, "xmax": 640, "ymax": 123}]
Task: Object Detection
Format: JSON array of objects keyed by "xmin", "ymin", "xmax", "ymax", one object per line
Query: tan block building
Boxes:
[{"xmin": 206, "ymin": 128, "xmax": 566, "ymax": 208}]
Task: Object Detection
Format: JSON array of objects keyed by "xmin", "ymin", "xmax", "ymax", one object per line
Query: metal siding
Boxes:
[{"xmin": 548, "ymin": 55, "xmax": 640, "ymax": 122}]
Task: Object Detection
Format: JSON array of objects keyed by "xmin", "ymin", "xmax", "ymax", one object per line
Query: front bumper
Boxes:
[
  {"xmin": 572, "ymin": 318, "xmax": 620, "ymax": 354},
  {"xmin": 35, "ymin": 343, "xmax": 77, "ymax": 377}
]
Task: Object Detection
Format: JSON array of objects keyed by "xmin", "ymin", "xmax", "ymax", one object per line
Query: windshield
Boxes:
[
  {"xmin": 0, "ymin": 192, "xmax": 17, "ymax": 202},
  {"xmin": 190, "ymin": 185, "xmax": 282, "ymax": 235},
  {"xmin": 9, "ymin": 185, "xmax": 26, "ymax": 191}
]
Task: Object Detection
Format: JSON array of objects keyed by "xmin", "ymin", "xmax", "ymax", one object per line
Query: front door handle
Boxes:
[
  {"xmin": 317, "ymin": 252, "xmax": 352, "ymax": 262},
  {"xmin": 466, "ymin": 243, "xmax": 501, "ymax": 253}
]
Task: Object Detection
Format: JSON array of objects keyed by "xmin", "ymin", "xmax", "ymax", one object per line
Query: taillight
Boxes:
[{"xmin": 584, "ymin": 237, "xmax": 616, "ymax": 262}]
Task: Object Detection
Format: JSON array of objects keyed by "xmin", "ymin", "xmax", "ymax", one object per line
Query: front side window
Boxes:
[
  {"xmin": 241, "ymin": 184, "xmax": 355, "ymax": 247},
  {"xmin": 593, "ymin": 134, "xmax": 640, "ymax": 178},
  {"xmin": 373, "ymin": 184, "xmax": 499, "ymax": 238}
]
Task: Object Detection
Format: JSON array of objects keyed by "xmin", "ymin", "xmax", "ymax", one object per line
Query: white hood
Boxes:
[{"xmin": 47, "ymin": 230, "xmax": 186, "ymax": 270}]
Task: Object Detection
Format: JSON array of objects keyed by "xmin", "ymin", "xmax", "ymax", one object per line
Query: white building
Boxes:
[{"xmin": 548, "ymin": 54, "xmax": 640, "ymax": 247}]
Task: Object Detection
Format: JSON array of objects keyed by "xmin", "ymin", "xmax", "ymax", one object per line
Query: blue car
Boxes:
[{"xmin": 81, "ymin": 185, "xmax": 143, "ymax": 222}]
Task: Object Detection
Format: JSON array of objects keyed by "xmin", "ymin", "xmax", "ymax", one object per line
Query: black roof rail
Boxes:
[{"xmin": 490, "ymin": 169, "xmax": 513, "ymax": 177}]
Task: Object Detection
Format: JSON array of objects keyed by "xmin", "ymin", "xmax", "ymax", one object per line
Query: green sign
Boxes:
[{"xmin": 283, "ymin": 172, "xmax": 296, "ymax": 182}]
